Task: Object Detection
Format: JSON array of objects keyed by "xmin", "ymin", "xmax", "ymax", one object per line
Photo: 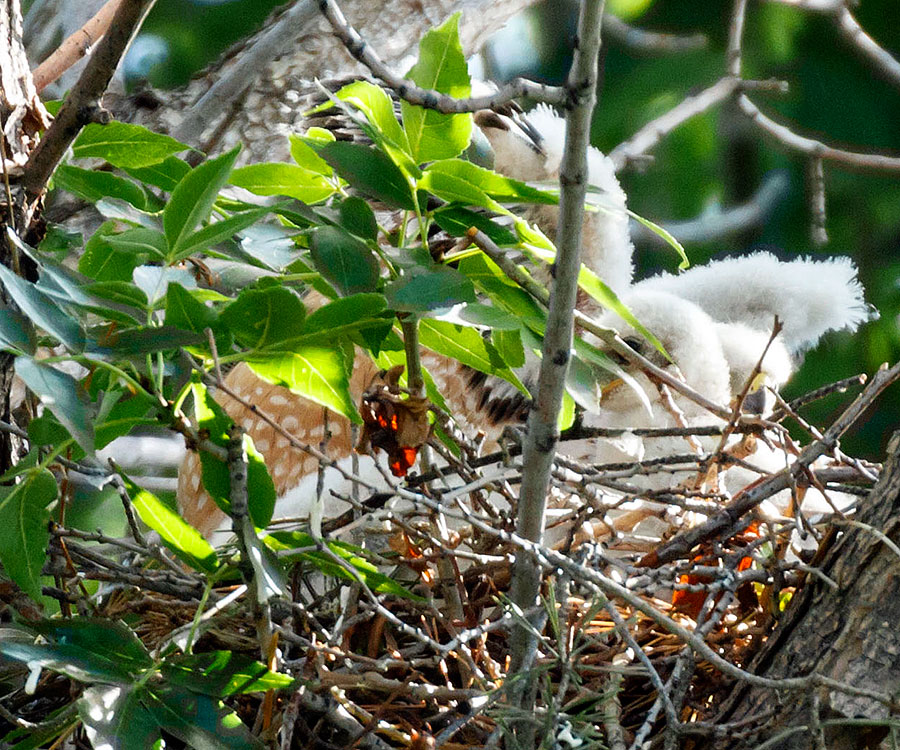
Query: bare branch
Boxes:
[
  {"xmin": 317, "ymin": 0, "xmax": 566, "ymax": 112},
  {"xmin": 603, "ymin": 14, "xmax": 707, "ymax": 54},
  {"xmin": 609, "ymin": 76, "xmax": 788, "ymax": 171},
  {"xmin": 32, "ymin": 0, "xmax": 125, "ymax": 94},
  {"xmin": 808, "ymin": 156, "xmax": 828, "ymax": 246},
  {"xmin": 506, "ymin": 0, "xmax": 606, "ymax": 727},
  {"xmin": 834, "ymin": 6, "xmax": 900, "ymax": 89},
  {"xmin": 23, "ymin": 0, "xmax": 156, "ymax": 201}
]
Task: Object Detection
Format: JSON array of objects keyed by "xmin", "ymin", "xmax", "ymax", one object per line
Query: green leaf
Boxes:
[
  {"xmin": 433, "ymin": 205, "xmax": 518, "ymax": 245},
  {"xmin": 79, "ymin": 223, "xmax": 150, "ymax": 282},
  {"xmin": 309, "ymin": 225, "xmax": 380, "ymax": 296},
  {"xmin": 191, "ymin": 380, "xmax": 276, "ymax": 529},
  {"xmin": 0, "ymin": 263, "xmax": 84, "ymax": 350},
  {"xmin": 318, "ymin": 141, "xmax": 414, "ymax": 209},
  {"xmin": 161, "ymin": 652, "xmax": 295, "ymax": 696},
  {"xmin": 401, "ymin": 13, "xmax": 472, "ymax": 162},
  {"xmin": 426, "ymin": 159, "xmax": 557, "ymax": 204},
  {"xmin": 229, "ymin": 163, "xmax": 334, "ymax": 203},
  {"xmin": 145, "ymin": 685, "xmax": 265, "ymax": 750},
  {"xmin": 104, "ymin": 227, "xmax": 168, "ymax": 261},
  {"xmin": 72, "ymin": 121, "xmax": 190, "ymax": 168},
  {"xmin": 384, "ymin": 265, "xmax": 476, "ymax": 312},
  {"xmin": 170, "ymin": 206, "xmax": 271, "ymax": 263},
  {"xmin": 288, "ymin": 133, "xmax": 333, "ymax": 175},
  {"xmin": 221, "ymin": 285, "xmax": 306, "ymax": 349},
  {"xmin": 245, "ymin": 346, "xmax": 360, "ymax": 423},
  {"xmin": 165, "ymin": 283, "xmax": 217, "ymax": 334},
  {"xmin": 338, "ymin": 196, "xmax": 377, "ymax": 240},
  {"xmin": 15, "ymin": 357, "xmax": 94, "ymax": 451},
  {"xmin": 87, "ymin": 281, "xmax": 149, "ymax": 311},
  {"xmin": 419, "ymin": 319, "xmax": 526, "ymax": 394},
  {"xmin": 627, "ymin": 208, "xmax": 689, "ymax": 270},
  {"xmin": 123, "ymin": 475, "xmax": 219, "ymax": 573},
  {"xmin": 94, "ymin": 393, "xmax": 156, "ymax": 449},
  {"xmin": 558, "ymin": 390, "xmax": 575, "ymax": 431},
  {"xmin": 0, "ymin": 471, "xmax": 57, "ymax": 601},
  {"xmin": 79, "ymin": 684, "xmax": 161, "ymax": 750},
  {"xmin": 29, "ymin": 618, "xmax": 152, "ymax": 671},
  {"xmin": 334, "ymin": 80, "xmax": 409, "ymax": 151},
  {"xmin": 53, "ymin": 164, "xmax": 147, "ymax": 209},
  {"xmin": 267, "ymin": 531, "xmax": 423, "ymax": 600},
  {"xmin": 163, "ymin": 146, "xmax": 241, "ymax": 258},
  {"xmin": 0, "ymin": 632, "xmax": 136, "ymax": 684},
  {"xmin": 419, "ymin": 169, "xmax": 507, "ymax": 213},
  {"xmin": 123, "ymin": 155, "xmax": 192, "ymax": 191},
  {"xmin": 457, "ymin": 253, "xmax": 547, "ymax": 323},
  {"xmin": 493, "ymin": 328, "xmax": 526, "ymax": 368},
  {"xmin": 304, "ymin": 293, "xmax": 388, "ymax": 335},
  {"xmin": 90, "ymin": 326, "xmax": 203, "ymax": 355},
  {"xmin": 458, "ymin": 302, "xmax": 520, "ymax": 330},
  {"xmin": 0, "ymin": 309, "xmax": 35, "ymax": 354}
]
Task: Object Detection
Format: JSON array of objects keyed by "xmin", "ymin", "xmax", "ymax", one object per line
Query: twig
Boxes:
[
  {"xmin": 834, "ymin": 6, "xmax": 900, "ymax": 90},
  {"xmin": 23, "ymin": 0, "xmax": 156, "ymax": 201},
  {"xmin": 609, "ymin": 76, "xmax": 788, "ymax": 170},
  {"xmin": 643, "ymin": 360, "xmax": 900, "ymax": 567},
  {"xmin": 316, "ymin": 0, "xmax": 566, "ymax": 112},
  {"xmin": 507, "ymin": 0, "xmax": 607, "ymax": 729},
  {"xmin": 32, "ymin": 0, "xmax": 125, "ymax": 94},
  {"xmin": 603, "ymin": 15, "xmax": 707, "ymax": 54},
  {"xmin": 807, "ymin": 157, "xmax": 828, "ymax": 245}
]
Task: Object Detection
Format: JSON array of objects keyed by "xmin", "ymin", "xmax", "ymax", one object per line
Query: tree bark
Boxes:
[{"xmin": 715, "ymin": 431, "xmax": 900, "ymax": 750}]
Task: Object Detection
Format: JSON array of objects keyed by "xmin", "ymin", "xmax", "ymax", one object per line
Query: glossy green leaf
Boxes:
[
  {"xmin": 104, "ymin": 227, "xmax": 168, "ymax": 261},
  {"xmin": 419, "ymin": 169, "xmax": 507, "ymax": 213},
  {"xmin": 94, "ymin": 393, "xmax": 156, "ymax": 449},
  {"xmin": 123, "ymin": 475, "xmax": 219, "ymax": 573},
  {"xmin": 229, "ymin": 163, "xmax": 334, "ymax": 203},
  {"xmin": 493, "ymin": 327, "xmax": 526, "ymax": 368},
  {"xmin": 145, "ymin": 685, "xmax": 264, "ymax": 750},
  {"xmin": 165, "ymin": 283, "xmax": 217, "ymax": 334},
  {"xmin": 79, "ymin": 684, "xmax": 160, "ymax": 750},
  {"xmin": 0, "ymin": 309, "xmax": 35, "ymax": 354},
  {"xmin": 338, "ymin": 196, "xmax": 378, "ymax": 240},
  {"xmin": 15, "ymin": 357, "xmax": 93, "ymax": 451},
  {"xmin": 0, "ymin": 263, "xmax": 84, "ymax": 350},
  {"xmin": 79, "ymin": 223, "xmax": 150, "ymax": 282},
  {"xmin": 433, "ymin": 205, "xmax": 518, "ymax": 245},
  {"xmin": 0, "ymin": 471, "xmax": 57, "ymax": 601},
  {"xmin": 221, "ymin": 285, "xmax": 306, "ymax": 349},
  {"xmin": 169, "ymin": 206, "xmax": 271, "ymax": 262},
  {"xmin": 123, "ymin": 155, "xmax": 192, "ymax": 191},
  {"xmin": 288, "ymin": 133, "xmax": 333, "ymax": 175},
  {"xmin": 385, "ymin": 265, "xmax": 476, "ymax": 312},
  {"xmin": 161, "ymin": 651, "xmax": 295, "ymax": 696},
  {"xmin": 419, "ymin": 319, "xmax": 526, "ymax": 394},
  {"xmin": 85, "ymin": 281, "xmax": 149, "ymax": 311},
  {"xmin": 304, "ymin": 293, "xmax": 388, "ymax": 335},
  {"xmin": 627, "ymin": 208, "xmax": 689, "ymax": 269},
  {"xmin": 245, "ymin": 346, "xmax": 360, "ymax": 422},
  {"xmin": 267, "ymin": 531, "xmax": 423, "ymax": 600},
  {"xmin": 458, "ymin": 302, "xmax": 520, "ymax": 330},
  {"xmin": 164, "ymin": 146, "xmax": 241, "ymax": 257},
  {"xmin": 335, "ymin": 79, "xmax": 409, "ymax": 150},
  {"xmin": 72, "ymin": 121, "xmax": 190, "ymax": 168},
  {"xmin": 91, "ymin": 326, "xmax": 203, "ymax": 355},
  {"xmin": 401, "ymin": 13, "xmax": 472, "ymax": 162},
  {"xmin": 309, "ymin": 224, "xmax": 380, "ymax": 295},
  {"xmin": 0, "ymin": 631, "xmax": 136, "ymax": 684},
  {"xmin": 29, "ymin": 618, "xmax": 152, "ymax": 671},
  {"xmin": 318, "ymin": 141, "xmax": 414, "ymax": 209},
  {"xmin": 53, "ymin": 164, "xmax": 147, "ymax": 209},
  {"xmin": 426, "ymin": 159, "xmax": 557, "ymax": 204}
]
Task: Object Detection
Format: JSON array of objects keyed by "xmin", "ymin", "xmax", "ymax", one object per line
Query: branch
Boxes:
[
  {"xmin": 173, "ymin": 0, "xmax": 318, "ymax": 144},
  {"xmin": 629, "ymin": 171, "xmax": 790, "ymax": 245},
  {"xmin": 603, "ymin": 14, "xmax": 707, "ymax": 54},
  {"xmin": 834, "ymin": 5, "xmax": 900, "ymax": 89},
  {"xmin": 642, "ymin": 360, "xmax": 900, "ymax": 568},
  {"xmin": 32, "ymin": 0, "xmax": 124, "ymax": 94},
  {"xmin": 506, "ymin": 0, "xmax": 606, "ymax": 726},
  {"xmin": 608, "ymin": 76, "xmax": 788, "ymax": 171},
  {"xmin": 23, "ymin": 0, "xmax": 155, "ymax": 201},
  {"xmin": 317, "ymin": 0, "xmax": 566, "ymax": 111}
]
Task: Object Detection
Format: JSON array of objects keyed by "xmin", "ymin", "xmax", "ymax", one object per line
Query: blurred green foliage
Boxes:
[{"xmin": 131, "ymin": 0, "xmax": 900, "ymax": 457}]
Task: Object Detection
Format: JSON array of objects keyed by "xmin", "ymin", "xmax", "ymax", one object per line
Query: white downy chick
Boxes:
[
  {"xmin": 474, "ymin": 103, "xmax": 634, "ymax": 297},
  {"xmin": 636, "ymin": 252, "xmax": 875, "ymax": 352}
]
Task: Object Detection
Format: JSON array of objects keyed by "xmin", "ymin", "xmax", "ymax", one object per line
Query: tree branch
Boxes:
[
  {"xmin": 23, "ymin": 0, "xmax": 155, "ymax": 201},
  {"xmin": 506, "ymin": 0, "xmax": 606, "ymax": 729}
]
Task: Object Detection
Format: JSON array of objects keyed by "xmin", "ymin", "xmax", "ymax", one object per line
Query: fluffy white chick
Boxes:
[
  {"xmin": 474, "ymin": 103, "xmax": 634, "ymax": 297},
  {"xmin": 636, "ymin": 252, "xmax": 874, "ymax": 352}
]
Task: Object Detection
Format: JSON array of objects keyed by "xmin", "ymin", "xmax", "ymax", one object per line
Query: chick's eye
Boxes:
[{"xmin": 622, "ymin": 336, "xmax": 645, "ymax": 356}]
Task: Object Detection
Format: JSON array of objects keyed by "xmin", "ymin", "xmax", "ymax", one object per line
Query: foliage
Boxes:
[{"xmin": 0, "ymin": 15, "xmax": 678, "ymax": 747}]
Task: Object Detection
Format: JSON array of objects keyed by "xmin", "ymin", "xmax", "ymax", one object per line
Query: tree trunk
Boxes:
[{"xmin": 714, "ymin": 431, "xmax": 900, "ymax": 750}]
